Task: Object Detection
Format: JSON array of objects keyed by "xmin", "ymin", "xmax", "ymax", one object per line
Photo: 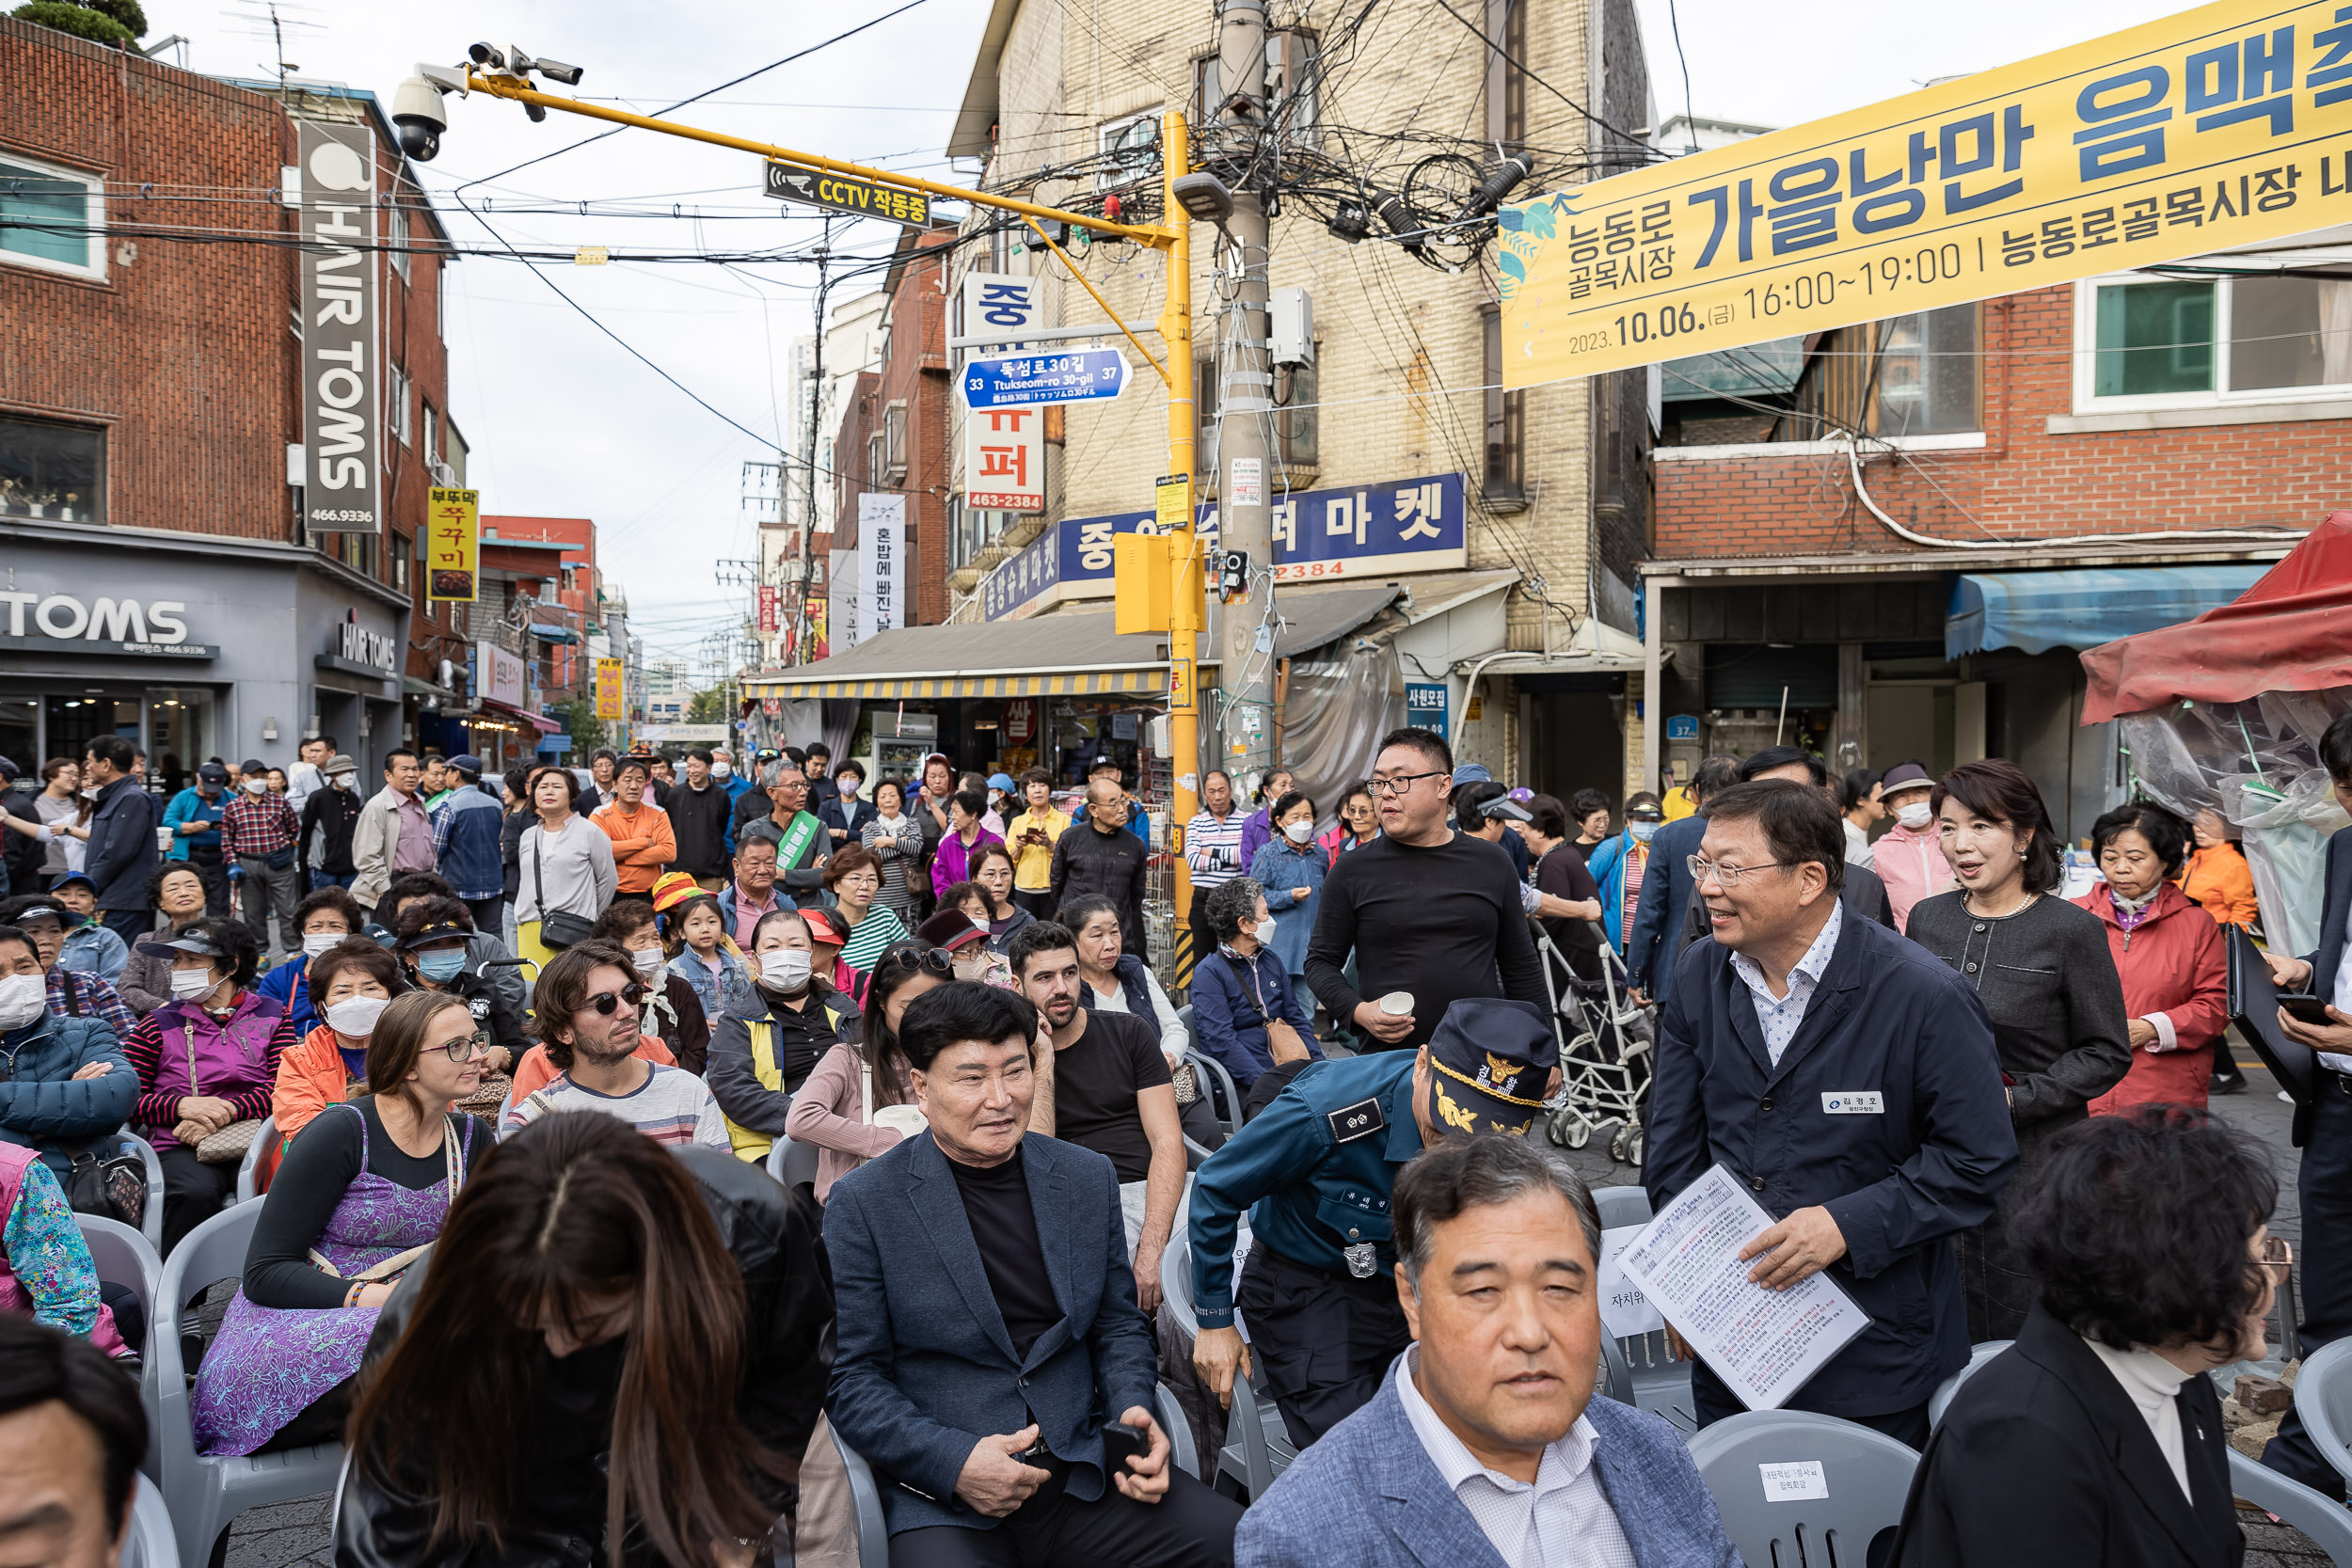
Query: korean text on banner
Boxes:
[
  {"xmin": 297, "ymin": 120, "xmax": 379, "ymax": 532},
  {"xmin": 966, "ymin": 406, "xmax": 1045, "ymax": 512},
  {"xmin": 595, "ymin": 657, "xmax": 624, "ymax": 722},
  {"xmin": 1500, "ymin": 0, "xmax": 2352, "ymax": 388},
  {"xmin": 857, "ymin": 493, "xmax": 906, "ymax": 643},
  {"xmin": 426, "ymin": 488, "xmax": 479, "ymax": 604}
]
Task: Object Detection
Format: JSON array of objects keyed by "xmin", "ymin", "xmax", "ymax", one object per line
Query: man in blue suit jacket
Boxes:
[
  {"xmin": 1239, "ymin": 1134, "xmax": 1740, "ymax": 1568},
  {"xmin": 1645, "ymin": 781, "xmax": 2014, "ymax": 1445},
  {"xmin": 2261, "ymin": 712, "xmax": 2352, "ymax": 1497},
  {"xmin": 825, "ymin": 981, "xmax": 1242, "ymax": 1565}
]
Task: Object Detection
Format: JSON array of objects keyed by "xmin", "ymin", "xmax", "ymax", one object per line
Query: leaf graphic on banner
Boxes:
[
  {"xmin": 1498, "ymin": 250, "xmax": 1526, "ymax": 281},
  {"xmin": 1522, "ymin": 201, "xmax": 1557, "ymax": 240}
]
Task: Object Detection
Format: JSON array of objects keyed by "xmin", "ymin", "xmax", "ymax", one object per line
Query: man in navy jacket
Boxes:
[
  {"xmin": 1645, "ymin": 780, "xmax": 2015, "ymax": 1446},
  {"xmin": 824, "ymin": 981, "xmax": 1241, "ymax": 1564}
]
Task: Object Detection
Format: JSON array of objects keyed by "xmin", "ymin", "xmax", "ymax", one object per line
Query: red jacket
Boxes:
[{"xmin": 2071, "ymin": 881, "xmax": 2228, "ymax": 1114}]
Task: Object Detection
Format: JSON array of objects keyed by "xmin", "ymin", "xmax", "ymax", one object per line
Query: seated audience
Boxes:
[
  {"xmin": 0, "ymin": 1140, "xmax": 134, "ymax": 1359},
  {"xmin": 919, "ymin": 907, "xmax": 1013, "ymax": 987},
  {"xmin": 1007, "ymin": 922, "xmax": 1184, "ymax": 1310},
  {"xmin": 114, "ymin": 863, "xmax": 208, "ymax": 1015},
  {"xmin": 337, "ymin": 1114, "xmax": 833, "ymax": 1568},
  {"xmin": 0, "ymin": 895, "xmax": 135, "ymax": 1041},
  {"xmin": 48, "ymin": 890, "xmax": 126, "ymax": 987},
  {"xmin": 252, "ymin": 886, "xmax": 367, "ymax": 1038},
  {"xmin": 0, "ymin": 1314, "xmax": 149, "ymax": 1566},
  {"xmin": 1059, "ymin": 895, "xmax": 1189, "ymax": 1063},
  {"xmin": 719, "ymin": 829, "xmax": 793, "ymax": 950},
  {"xmin": 2075, "ymin": 802, "xmax": 2228, "ymax": 1115},
  {"xmin": 825, "ymin": 982, "xmax": 1243, "ymax": 1564},
  {"xmin": 0, "ymin": 922, "xmax": 134, "ymax": 1186},
  {"xmin": 800, "ymin": 907, "xmax": 851, "ymax": 991},
  {"xmin": 593, "ymin": 898, "xmax": 711, "ymax": 1075},
  {"xmin": 1892, "ymin": 1107, "xmax": 2279, "ymax": 1568},
  {"xmin": 373, "ymin": 871, "xmax": 526, "ymax": 1025},
  {"xmin": 1191, "ymin": 878, "xmax": 1322, "ymax": 1094},
  {"xmin": 654, "ymin": 870, "xmax": 748, "ymax": 1023},
  {"xmin": 1238, "ymin": 1134, "xmax": 1740, "ymax": 1568},
  {"xmin": 501, "ymin": 942, "xmax": 729, "ymax": 1148},
  {"xmin": 271, "ymin": 939, "xmax": 400, "ymax": 1147},
  {"xmin": 393, "ymin": 898, "xmax": 524, "ymax": 1077},
  {"xmin": 120, "ymin": 921, "xmax": 284, "ymax": 1253},
  {"xmin": 785, "ymin": 942, "xmax": 946, "ymax": 1201},
  {"xmin": 831, "ymin": 846, "xmax": 909, "ymax": 999},
  {"xmin": 189, "ymin": 990, "xmax": 496, "ymax": 1457},
  {"xmin": 930, "ymin": 788, "xmax": 1005, "ymax": 901},
  {"xmin": 708, "ymin": 910, "xmax": 855, "ymax": 1161}
]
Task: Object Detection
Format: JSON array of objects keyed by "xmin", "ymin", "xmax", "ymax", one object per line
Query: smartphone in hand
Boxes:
[
  {"xmin": 2281, "ymin": 993, "xmax": 2337, "ymax": 1027},
  {"xmin": 1101, "ymin": 1420, "xmax": 1151, "ymax": 1470}
]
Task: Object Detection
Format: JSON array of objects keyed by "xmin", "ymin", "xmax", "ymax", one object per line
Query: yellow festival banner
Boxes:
[{"xmin": 1501, "ymin": 0, "xmax": 2352, "ymax": 387}]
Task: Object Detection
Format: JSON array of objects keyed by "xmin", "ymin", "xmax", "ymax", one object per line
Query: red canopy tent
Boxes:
[{"xmin": 2080, "ymin": 512, "xmax": 2352, "ymax": 723}]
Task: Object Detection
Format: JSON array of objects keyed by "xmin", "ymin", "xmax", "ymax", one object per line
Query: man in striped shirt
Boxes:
[
  {"xmin": 500, "ymin": 941, "xmax": 730, "ymax": 1149},
  {"xmin": 1184, "ymin": 769, "xmax": 1246, "ymax": 966},
  {"xmin": 220, "ymin": 759, "xmax": 303, "ymax": 958}
]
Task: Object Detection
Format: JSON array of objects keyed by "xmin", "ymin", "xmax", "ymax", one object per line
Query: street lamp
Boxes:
[{"xmin": 1170, "ymin": 172, "xmax": 1235, "ymax": 225}]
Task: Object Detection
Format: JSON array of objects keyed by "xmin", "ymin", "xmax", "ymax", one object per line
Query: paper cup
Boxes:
[{"xmin": 1379, "ymin": 990, "xmax": 1414, "ymax": 1017}]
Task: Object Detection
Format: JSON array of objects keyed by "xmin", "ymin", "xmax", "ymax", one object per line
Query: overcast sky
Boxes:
[{"xmin": 138, "ymin": 0, "xmax": 2196, "ymax": 673}]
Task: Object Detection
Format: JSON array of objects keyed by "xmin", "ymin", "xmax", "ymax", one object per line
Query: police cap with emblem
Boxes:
[{"xmin": 1424, "ymin": 997, "xmax": 1558, "ymax": 1137}]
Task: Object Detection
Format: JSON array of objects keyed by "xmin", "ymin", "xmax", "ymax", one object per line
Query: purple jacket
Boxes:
[
  {"xmin": 124, "ymin": 991, "xmax": 285, "ymax": 1151},
  {"xmin": 1238, "ymin": 808, "xmax": 1275, "ymax": 867},
  {"xmin": 930, "ymin": 825, "xmax": 1005, "ymax": 900}
]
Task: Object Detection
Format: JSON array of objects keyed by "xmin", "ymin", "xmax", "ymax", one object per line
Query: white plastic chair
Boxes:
[
  {"xmin": 1927, "ymin": 1339, "xmax": 2014, "ymax": 1428},
  {"xmin": 828, "ymin": 1420, "xmax": 890, "ymax": 1568},
  {"xmin": 1183, "ymin": 1049, "xmax": 1243, "ymax": 1142},
  {"xmin": 120, "ymin": 1475, "xmax": 182, "ymax": 1568},
  {"xmin": 1160, "ymin": 1233, "xmax": 1292, "ymax": 1499},
  {"xmin": 766, "ymin": 1129, "xmax": 818, "ymax": 1190},
  {"xmin": 150, "ymin": 1201, "xmax": 345, "ymax": 1568},
  {"xmin": 1589, "ymin": 1185, "xmax": 1695, "ymax": 1433},
  {"xmin": 1688, "ymin": 1408, "xmax": 1917, "ymax": 1568},
  {"xmin": 2291, "ymin": 1336, "xmax": 2352, "ymax": 1491},
  {"xmin": 232, "ymin": 1116, "xmax": 278, "ymax": 1205},
  {"xmin": 107, "ymin": 1132, "xmax": 165, "ymax": 1253},
  {"xmin": 2229, "ymin": 1448, "xmax": 2352, "ymax": 1562}
]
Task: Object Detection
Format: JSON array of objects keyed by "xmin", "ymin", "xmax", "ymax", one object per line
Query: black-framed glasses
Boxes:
[
  {"xmin": 581, "ymin": 982, "xmax": 649, "ymax": 1016},
  {"xmin": 1367, "ymin": 771, "xmax": 1446, "ymax": 798},
  {"xmin": 438, "ymin": 1031, "xmax": 492, "ymax": 1063},
  {"xmin": 1688, "ymin": 855, "xmax": 1798, "ymax": 889},
  {"xmin": 881, "ymin": 945, "xmax": 954, "ymax": 977}
]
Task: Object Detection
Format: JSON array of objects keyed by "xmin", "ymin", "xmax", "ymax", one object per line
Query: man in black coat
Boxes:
[
  {"xmin": 1050, "ymin": 777, "xmax": 1150, "ymax": 960},
  {"xmin": 666, "ymin": 748, "xmax": 734, "ymax": 889},
  {"xmin": 1645, "ymin": 780, "xmax": 2016, "ymax": 1446},
  {"xmin": 79, "ymin": 736, "xmax": 160, "ymax": 946}
]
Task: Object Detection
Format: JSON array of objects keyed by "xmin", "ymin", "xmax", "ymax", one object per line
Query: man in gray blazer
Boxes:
[
  {"xmin": 1237, "ymin": 1135, "xmax": 1741, "ymax": 1568},
  {"xmin": 825, "ymin": 981, "xmax": 1242, "ymax": 1567}
]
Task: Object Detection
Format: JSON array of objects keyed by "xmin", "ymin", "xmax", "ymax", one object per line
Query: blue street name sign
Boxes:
[{"xmin": 961, "ymin": 348, "xmax": 1130, "ymax": 408}]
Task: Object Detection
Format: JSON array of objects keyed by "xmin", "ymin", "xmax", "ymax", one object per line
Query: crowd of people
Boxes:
[{"xmin": 0, "ymin": 713, "xmax": 2340, "ymax": 1568}]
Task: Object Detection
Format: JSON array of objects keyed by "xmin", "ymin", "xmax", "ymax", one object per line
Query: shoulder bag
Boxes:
[
  {"xmin": 184, "ymin": 1021, "xmax": 265, "ymax": 1165},
  {"xmin": 532, "ymin": 829, "xmax": 598, "ymax": 950},
  {"xmin": 308, "ymin": 1115, "xmax": 466, "ymax": 1287}
]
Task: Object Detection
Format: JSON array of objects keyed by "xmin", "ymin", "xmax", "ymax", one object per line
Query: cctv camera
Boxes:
[
  {"xmin": 391, "ymin": 74, "xmax": 447, "ymax": 162},
  {"xmin": 534, "ymin": 57, "xmax": 584, "ymax": 86}
]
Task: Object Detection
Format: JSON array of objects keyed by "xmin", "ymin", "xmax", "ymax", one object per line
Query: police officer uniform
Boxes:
[{"xmin": 1186, "ymin": 996, "xmax": 1557, "ymax": 1447}]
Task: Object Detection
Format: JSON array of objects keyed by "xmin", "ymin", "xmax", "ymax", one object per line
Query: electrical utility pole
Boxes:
[
  {"xmin": 798, "ymin": 216, "xmax": 833, "ymax": 664},
  {"xmin": 1214, "ymin": 0, "xmax": 1276, "ymax": 787}
]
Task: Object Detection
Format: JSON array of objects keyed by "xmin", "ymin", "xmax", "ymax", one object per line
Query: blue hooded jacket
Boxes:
[{"xmin": 0, "ymin": 1009, "xmax": 136, "ymax": 1180}]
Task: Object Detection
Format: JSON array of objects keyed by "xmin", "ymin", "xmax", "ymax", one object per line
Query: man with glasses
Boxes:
[
  {"xmin": 1302, "ymin": 727, "xmax": 1543, "ymax": 1053},
  {"xmin": 1644, "ymin": 779, "xmax": 2015, "ymax": 1444},
  {"xmin": 500, "ymin": 941, "xmax": 729, "ymax": 1148},
  {"xmin": 1050, "ymin": 778, "xmax": 1152, "ymax": 960}
]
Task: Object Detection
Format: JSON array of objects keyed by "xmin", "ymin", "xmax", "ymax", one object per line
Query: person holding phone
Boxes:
[{"xmin": 2259, "ymin": 711, "xmax": 2352, "ymax": 1497}]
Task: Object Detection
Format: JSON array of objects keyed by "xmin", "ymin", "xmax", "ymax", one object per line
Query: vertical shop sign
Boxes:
[{"xmin": 298, "ymin": 120, "xmax": 380, "ymax": 533}]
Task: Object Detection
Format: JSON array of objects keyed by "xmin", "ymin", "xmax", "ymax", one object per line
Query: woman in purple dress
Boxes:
[{"xmin": 190, "ymin": 989, "xmax": 496, "ymax": 1457}]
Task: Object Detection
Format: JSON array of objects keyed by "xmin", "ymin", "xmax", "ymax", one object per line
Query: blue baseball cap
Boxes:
[{"xmin": 1451, "ymin": 763, "xmax": 1492, "ymax": 785}]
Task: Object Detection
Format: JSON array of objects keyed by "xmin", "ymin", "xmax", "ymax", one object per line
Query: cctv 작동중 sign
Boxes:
[
  {"xmin": 298, "ymin": 121, "xmax": 380, "ymax": 533},
  {"xmin": 763, "ymin": 161, "xmax": 930, "ymax": 226},
  {"xmin": 1499, "ymin": 0, "xmax": 2352, "ymax": 388}
]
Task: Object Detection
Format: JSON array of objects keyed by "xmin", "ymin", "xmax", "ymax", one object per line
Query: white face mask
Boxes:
[
  {"xmin": 78, "ymin": 785, "xmax": 98, "ymax": 800},
  {"xmin": 325, "ymin": 995, "xmax": 390, "ymax": 1037},
  {"xmin": 301, "ymin": 932, "xmax": 345, "ymax": 959},
  {"xmin": 1251, "ymin": 913, "xmax": 1277, "ymax": 942},
  {"xmin": 712, "ymin": 761, "xmax": 732, "ymax": 780},
  {"xmin": 1896, "ymin": 802, "xmax": 1934, "ymax": 831},
  {"xmin": 1628, "ymin": 819, "xmax": 1661, "ymax": 843},
  {"xmin": 838, "ymin": 777, "xmax": 862, "ymax": 797},
  {"xmin": 244, "ymin": 778, "xmax": 268, "ymax": 795},
  {"xmin": 0, "ymin": 973, "xmax": 46, "ymax": 1032},
  {"xmin": 168, "ymin": 969, "xmax": 218, "ymax": 1002},
  {"xmin": 759, "ymin": 949, "xmax": 813, "ymax": 991},
  {"xmin": 629, "ymin": 946, "xmax": 667, "ymax": 977},
  {"xmin": 1282, "ymin": 819, "xmax": 1314, "ymax": 845},
  {"xmin": 329, "ymin": 774, "xmax": 355, "ymax": 791}
]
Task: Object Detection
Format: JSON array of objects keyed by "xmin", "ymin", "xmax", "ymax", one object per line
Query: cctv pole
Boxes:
[{"xmin": 1213, "ymin": 0, "xmax": 1276, "ymax": 788}]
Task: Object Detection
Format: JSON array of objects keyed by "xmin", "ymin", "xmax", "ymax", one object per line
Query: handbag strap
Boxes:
[
  {"xmin": 183, "ymin": 1022, "xmax": 202, "ymax": 1097},
  {"xmin": 531, "ymin": 826, "xmax": 546, "ymax": 916}
]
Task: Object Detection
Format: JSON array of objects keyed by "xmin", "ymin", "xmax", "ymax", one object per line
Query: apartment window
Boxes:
[
  {"xmin": 1275, "ymin": 358, "xmax": 1318, "ymax": 467},
  {"xmin": 0, "ymin": 415, "xmax": 104, "ymax": 523},
  {"xmin": 391, "ymin": 534, "xmax": 410, "ymax": 592},
  {"xmin": 0, "ymin": 153, "xmax": 104, "ymax": 280},
  {"xmin": 422, "ymin": 403, "xmax": 439, "ymax": 469},
  {"xmin": 1098, "ymin": 112, "xmax": 1162, "ymax": 190},
  {"xmin": 388, "ymin": 363, "xmax": 413, "ymax": 447},
  {"xmin": 1871, "ymin": 307, "xmax": 1979, "ymax": 435},
  {"xmin": 389, "ymin": 204, "xmax": 411, "ymax": 283},
  {"xmin": 1196, "ymin": 31, "xmax": 1320, "ymax": 137},
  {"xmin": 2080, "ymin": 275, "xmax": 2352, "ymax": 406},
  {"xmin": 867, "ymin": 432, "xmax": 885, "ymax": 487},
  {"xmin": 883, "ymin": 402, "xmax": 908, "ymax": 480},
  {"xmin": 1481, "ymin": 305, "xmax": 1523, "ymax": 498}
]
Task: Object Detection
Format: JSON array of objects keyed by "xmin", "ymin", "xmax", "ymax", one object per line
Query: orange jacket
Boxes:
[
  {"xmin": 505, "ymin": 1037, "xmax": 676, "ymax": 1110},
  {"xmin": 259, "ymin": 1023, "xmax": 364, "ymax": 1189},
  {"xmin": 2177, "ymin": 844, "xmax": 2259, "ymax": 929},
  {"xmin": 593, "ymin": 801, "xmax": 676, "ymax": 895}
]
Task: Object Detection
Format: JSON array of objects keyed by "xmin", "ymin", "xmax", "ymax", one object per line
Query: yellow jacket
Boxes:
[{"xmin": 1006, "ymin": 808, "xmax": 1071, "ymax": 891}]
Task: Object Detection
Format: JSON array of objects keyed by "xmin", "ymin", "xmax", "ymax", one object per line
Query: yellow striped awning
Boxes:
[{"xmin": 744, "ymin": 669, "xmax": 1168, "ymax": 700}]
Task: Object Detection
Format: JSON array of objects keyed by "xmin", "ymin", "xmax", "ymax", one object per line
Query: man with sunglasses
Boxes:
[
  {"xmin": 1301, "ymin": 728, "xmax": 1543, "ymax": 1053},
  {"xmin": 500, "ymin": 942, "xmax": 729, "ymax": 1149}
]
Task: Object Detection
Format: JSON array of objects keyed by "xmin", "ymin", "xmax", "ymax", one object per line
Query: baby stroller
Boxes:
[{"xmin": 1538, "ymin": 927, "xmax": 1655, "ymax": 1166}]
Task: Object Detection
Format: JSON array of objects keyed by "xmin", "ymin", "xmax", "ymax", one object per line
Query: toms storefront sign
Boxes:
[
  {"xmin": 298, "ymin": 120, "xmax": 380, "ymax": 534},
  {"xmin": 0, "ymin": 591, "xmax": 214, "ymax": 657}
]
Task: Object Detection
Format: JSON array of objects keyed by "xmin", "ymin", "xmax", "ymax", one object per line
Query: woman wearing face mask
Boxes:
[
  {"xmin": 271, "ymin": 938, "xmax": 404, "ymax": 1161},
  {"xmin": 394, "ymin": 898, "xmax": 524, "ymax": 1081},
  {"xmin": 1872, "ymin": 760, "xmax": 1958, "ymax": 934},
  {"xmin": 589, "ymin": 897, "xmax": 710, "ymax": 1077},
  {"xmin": 1246, "ymin": 789, "xmax": 1326, "ymax": 988},
  {"xmin": 253, "ymin": 887, "xmax": 367, "ymax": 1038},
  {"xmin": 915, "ymin": 907, "xmax": 1012, "ymax": 988},
  {"xmin": 819, "ymin": 761, "xmax": 871, "ymax": 847},
  {"xmin": 707, "ymin": 910, "xmax": 855, "ymax": 1163},
  {"xmin": 297, "ymin": 754, "xmax": 364, "ymax": 896},
  {"xmin": 783, "ymin": 940, "xmax": 945, "ymax": 1202},
  {"xmin": 335, "ymin": 1113, "xmax": 832, "ymax": 1568},
  {"xmin": 192, "ymin": 990, "xmax": 496, "ymax": 1458},
  {"xmin": 116, "ymin": 863, "xmax": 211, "ymax": 1014},
  {"xmin": 119, "ymin": 920, "xmax": 286, "ymax": 1253},
  {"xmin": 1585, "ymin": 794, "xmax": 1662, "ymax": 955},
  {"xmin": 2069, "ymin": 803, "xmax": 2228, "ymax": 1116},
  {"xmin": 1907, "ymin": 759, "xmax": 2131, "ymax": 1341}
]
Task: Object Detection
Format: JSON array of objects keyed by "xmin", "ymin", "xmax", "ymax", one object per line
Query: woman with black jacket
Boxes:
[{"xmin": 336, "ymin": 1113, "xmax": 833, "ymax": 1568}]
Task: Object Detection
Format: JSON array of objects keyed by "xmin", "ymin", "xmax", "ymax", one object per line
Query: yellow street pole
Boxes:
[{"xmin": 1157, "ymin": 110, "xmax": 1203, "ymax": 952}]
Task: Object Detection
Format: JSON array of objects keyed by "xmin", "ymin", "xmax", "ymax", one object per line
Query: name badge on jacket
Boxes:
[{"xmin": 1821, "ymin": 1091, "xmax": 1884, "ymax": 1115}]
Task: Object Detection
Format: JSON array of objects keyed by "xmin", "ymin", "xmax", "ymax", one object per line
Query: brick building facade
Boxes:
[{"xmin": 830, "ymin": 230, "xmax": 955, "ymax": 633}]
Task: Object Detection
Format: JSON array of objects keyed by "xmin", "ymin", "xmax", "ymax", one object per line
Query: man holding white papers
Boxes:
[{"xmin": 1645, "ymin": 780, "xmax": 2016, "ymax": 1445}]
